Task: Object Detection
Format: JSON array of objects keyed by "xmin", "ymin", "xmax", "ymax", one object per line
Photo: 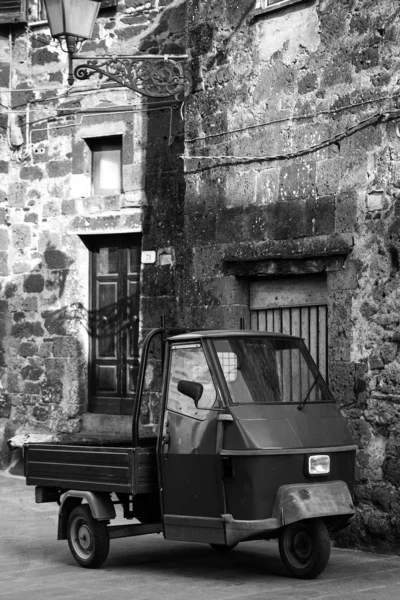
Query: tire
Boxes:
[
  {"xmin": 67, "ymin": 505, "xmax": 110, "ymax": 569},
  {"xmin": 278, "ymin": 518, "xmax": 330, "ymax": 579},
  {"xmin": 210, "ymin": 543, "xmax": 237, "ymax": 552}
]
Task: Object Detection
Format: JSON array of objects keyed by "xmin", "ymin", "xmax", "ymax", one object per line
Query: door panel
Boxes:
[
  {"xmin": 89, "ymin": 234, "xmax": 141, "ymax": 414},
  {"xmin": 160, "ymin": 343, "xmax": 222, "ymax": 520}
]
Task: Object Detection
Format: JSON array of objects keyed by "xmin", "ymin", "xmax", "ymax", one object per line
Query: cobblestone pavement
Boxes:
[{"xmin": 1, "ymin": 471, "xmax": 400, "ymax": 600}]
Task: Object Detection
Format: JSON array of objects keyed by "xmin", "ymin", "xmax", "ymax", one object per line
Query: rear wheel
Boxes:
[
  {"xmin": 278, "ymin": 518, "xmax": 330, "ymax": 579},
  {"xmin": 67, "ymin": 505, "xmax": 109, "ymax": 569}
]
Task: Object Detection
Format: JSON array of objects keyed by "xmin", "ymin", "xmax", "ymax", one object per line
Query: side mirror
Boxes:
[{"xmin": 177, "ymin": 380, "xmax": 203, "ymax": 405}]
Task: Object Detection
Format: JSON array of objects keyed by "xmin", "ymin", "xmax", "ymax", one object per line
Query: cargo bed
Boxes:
[{"xmin": 24, "ymin": 443, "xmax": 158, "ymax": 495}]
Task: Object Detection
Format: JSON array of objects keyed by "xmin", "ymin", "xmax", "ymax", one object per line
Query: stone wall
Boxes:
[
  {"xmin": 181, "ymin": 0, "xmax": 400, "ymax": 552},
  {"xmin": 0, "ymin": 0, "xmax": 185, "ymax": 466}
]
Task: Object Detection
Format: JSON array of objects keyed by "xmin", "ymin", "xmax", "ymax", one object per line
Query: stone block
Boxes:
[
  {"xmin": 21, "ymin": 297, "xmax": 39, "ymax": 312},
  {"xmin": 8, "ymin": 182, "xmax": 27, "ymax": 207},
  {"xmin": 19, "ymin": 342, "xmax": 38, "ymax": 357},
  {"xmin": 4, "ymin": 282, "xmax": 18, "ymax": 298},
  {"xmin": 44, "ymin": 357, "xmax": 67, "ymax": 380},
  {"xmin": 279, "ymin": 162, "xmax": 316, "ymax": 201},
  {"xmin": 0, "ymin": 252, "xmax": 8, "ymax": 276},
  {"xmin": 42, "ymin": 310, "xmax": 69, "ymax": 336},
  {"xmin": 0, "ymin": 228, "xmax": 8, "ymax": 249},
  {"xmin": 327, "ymin": 259, "xmax": 361, "ymax": 291},
  {"xmin": 21, "ymin": 365, "xmax": 44, "ymax": 381},
  {"xmin": 306, "ymin": 195, "xmax": 335, "ymax": 236},
  {"xmin": 335, "ymin": 189, "xmax": 357, "ymax": 233},
  {"xmin": 43, "ymin": 201, "xmax": 61, "ymax": 219},
  {"xmin": 11, "ymin": 321, "xmax": 44, "ymax": 339},
  {"xmin": 44, "ymin": 247, "xmax": 72, "ymax": 270},
  {"xmin": 71, "ymin": 140, "xmax": 86, "ymax": 175},
  {"xmin": 41, "ymin": 379, "xmax": 63, "ymax": 404},
  {"xmin": 226, "ymin": 170, "xmax": 256, "ymax": 207},
  {"xmin": 256, "ymin": 168, "xmax": 279, "ymax": 205},
  {"xmin": 32, "ymin": 404, "xmax": 50, "ymax": 421},
  {"xmin": 11, "ymin": 224, "xmax": 31, "ymax": 250},
  {"xmin": 316, "ymin": 158, "xmax": 341, "ymax": 196},
  {"xmin": 24, "ymin": 212, "xmax": 38, "ymax": 224},
  {"xmin": 19, "ymin": 166, "xmax": 43, "ymax": 181},
  {"xmin": 61, "ymin": 199, "xmax": 76, "ymax": 216},
  {"xmin": 23, "ymin": 274, "xmax": 45, "ymax": 293},
  {"xmin": 24, "ymin": 381, "xmax": 41, "ymax": 395},
  {"xmin": 7, "ymin": 372, "xmax": 21, "ymax": 393},
  {"xmin": 328, "ymin": 290, "xmax": 353, "ymax": 361},
  {"xmin": 52, "ymin": 337, "xmax": 81, "ymax": 358},
  {"xmin": 329, "ymin": 360, "xmax": 355, "ymax": 406},
  {"xmin": 47, "ymin": 159, "xmax": 71, "ymax": 179}
]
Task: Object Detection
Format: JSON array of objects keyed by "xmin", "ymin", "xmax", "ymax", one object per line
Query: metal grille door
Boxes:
[
  {"xmin": 250, "ymin": 305, "xmax": 328, "ymax": 380},
  {"xmin": 250, "ymin": 275, "xmax": 328, "ymax": 381}
]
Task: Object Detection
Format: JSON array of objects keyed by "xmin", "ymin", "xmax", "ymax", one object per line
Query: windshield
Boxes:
[{"xmin": 213, "ymin": 337, "xmax": 333, "ymax": 405}]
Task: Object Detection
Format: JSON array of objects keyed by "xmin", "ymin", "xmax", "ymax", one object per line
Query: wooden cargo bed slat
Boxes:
[
  {"xmin": 28, "ymin": 448, "xmax": 130, "ymax": 466},
  {"xmin": 29, "ymin": 461, "xmax": 130, "ymax": 479}
]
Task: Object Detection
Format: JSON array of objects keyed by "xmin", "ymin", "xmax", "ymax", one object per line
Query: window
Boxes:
[
  {"xmin": 213, "ymin": 337, "xmax": 332, "ymax": 405},
  {"xmin": 0, "ymin": 0, "xmax": 27, "ymax": 23},
  {"xmin": 254, "ymin": 0, "xmax": 304, "ymax": 15},
  {"xmin": 166, "ymin": 344, "xmax": 217, "ymax": 420},
  {"xmin": 88, "ymin": 136, "xmax": 122, "ymax": 196}
]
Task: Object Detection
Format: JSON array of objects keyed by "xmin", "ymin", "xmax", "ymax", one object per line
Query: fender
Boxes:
[
  {"xmin": 272, "ymin": 480, "xmax": 355, "ymax": 526},
  {"xmin": 57, "ymin": 490, "xmax": 116, "ymax": 540}
]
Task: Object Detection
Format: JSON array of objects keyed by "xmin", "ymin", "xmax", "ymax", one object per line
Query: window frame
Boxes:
[
  {"xmin": 253, "ymin": 0, "xmax": 305, "ymax": 17},
  {"xmin": 87, "ymin": 135, "xmax": 123, "ymax": 196},
  {"xmin": 166, "ymin": 342, "xmax": 219, "ymax": 421},
  {"xmin": 0, "ymin": 0, "xmax": 28, "ymax": 23}
]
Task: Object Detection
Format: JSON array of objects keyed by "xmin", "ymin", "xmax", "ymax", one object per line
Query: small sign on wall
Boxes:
[{"xmin": 141, "ymin": 250, "xmax": 156, "ymax": 264}]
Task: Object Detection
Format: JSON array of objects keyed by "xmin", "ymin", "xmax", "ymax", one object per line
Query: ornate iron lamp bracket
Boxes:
[{"xmin": 73, "ymin": 54, "xmax": 186, "ymax": 98}]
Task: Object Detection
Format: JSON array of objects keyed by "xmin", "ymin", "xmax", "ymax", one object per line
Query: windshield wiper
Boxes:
[{"xmin": 298, "ymin": 377, "xmax": 319, "ymax": 411}]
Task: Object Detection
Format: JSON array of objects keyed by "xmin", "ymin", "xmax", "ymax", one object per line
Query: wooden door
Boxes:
[{"xmin": 89, "ymin": 234, "xmax": 141, "ymax": 414}]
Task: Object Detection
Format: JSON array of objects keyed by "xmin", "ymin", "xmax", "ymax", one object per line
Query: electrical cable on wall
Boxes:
[
  {"xmin": 182, "ymin": 107, "xmax": 400, "ymax": 173},
  {"xmin": 185, "ymin": 91, "xmax": 400, "ymax": 144}
]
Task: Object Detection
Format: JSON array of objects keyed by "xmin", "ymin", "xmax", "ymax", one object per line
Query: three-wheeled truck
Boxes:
[{"xmin": 23, "ymin": 328, "xmax": 356, "ymax": 579}]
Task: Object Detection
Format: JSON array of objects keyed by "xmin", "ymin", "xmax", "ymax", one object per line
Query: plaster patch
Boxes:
[{"xmin": 257, "ymin": 3, "xmax": 320, "ymax": 64}]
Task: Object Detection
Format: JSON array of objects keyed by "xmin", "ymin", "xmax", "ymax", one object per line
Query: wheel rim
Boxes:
[
  {"xmin": 70, "ymin": 517, "xmax": 93, "ymax": 560},
  {"xmin": 285, "ymin": 524, "xmax": 313, "ymax": 567},
  {"xmin": 291, "ymin": 529, "xmax": 312, "ymax": 563}
]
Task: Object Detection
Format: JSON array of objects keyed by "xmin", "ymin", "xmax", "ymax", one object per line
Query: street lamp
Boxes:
[
  {"xmin": 44, "ymin": 0, "xmax": 102, "ymax": 85},
  {"xmin": 44, "ymin": 0, "xmax": 186, "ymax": 98}
]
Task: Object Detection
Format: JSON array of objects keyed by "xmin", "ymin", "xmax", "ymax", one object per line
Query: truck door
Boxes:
[{"xmin": 160, "ymin": 341, "xmax": 223, "ymax": 536}]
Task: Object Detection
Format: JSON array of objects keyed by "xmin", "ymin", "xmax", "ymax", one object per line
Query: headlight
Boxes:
[{"xmin": 308, "ymin": 454, "xmax": 330, "ymax": 475}]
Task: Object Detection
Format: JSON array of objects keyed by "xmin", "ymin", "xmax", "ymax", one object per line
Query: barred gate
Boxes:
[{"xmin": 250, "ymin": 276, "xmax": 328, "ymax": 381}]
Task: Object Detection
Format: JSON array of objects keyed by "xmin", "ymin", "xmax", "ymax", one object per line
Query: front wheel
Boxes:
[
  {"xmin": 278, "ymin": 518, "xmax": 330, "ymax": 579},
  {"xmin": 67, "ymin": 505, "xmax": 109, "ymax": 568}
]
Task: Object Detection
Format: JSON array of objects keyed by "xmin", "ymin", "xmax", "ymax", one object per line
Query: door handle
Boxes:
[{"xmin": 161, "ymin": 433, "xmax": 170, "ymax": 456}]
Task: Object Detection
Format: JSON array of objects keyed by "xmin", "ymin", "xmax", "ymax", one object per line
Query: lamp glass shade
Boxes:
[{"xmin": 44, "ymin": 0, "xmax": 101, "ymax": 41}]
